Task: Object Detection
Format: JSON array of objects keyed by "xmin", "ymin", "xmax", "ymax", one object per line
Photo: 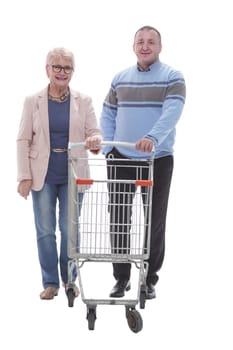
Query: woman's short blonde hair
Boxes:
[{"xmin": 46, "ymin": 47, "xmax": 75, "ymax": 69}]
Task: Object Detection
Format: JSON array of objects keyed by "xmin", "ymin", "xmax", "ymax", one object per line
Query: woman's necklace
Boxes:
[{"xmin": 48, "ymin": 90, "xmax": 70, "ymax": 102}]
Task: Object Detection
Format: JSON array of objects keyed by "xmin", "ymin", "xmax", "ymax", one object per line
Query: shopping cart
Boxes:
[{"xmin": 66, "ymin": 141, "xmax": 154, "ymax": 333}]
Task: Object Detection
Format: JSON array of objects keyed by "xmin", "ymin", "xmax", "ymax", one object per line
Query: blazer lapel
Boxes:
[
  {"xmin": 38, "ymin": 88, "xmax": 50, "ymax": 147},
  {"xmin": 69, "ymin": 90, "xmax": 80, "ymax": 142}
]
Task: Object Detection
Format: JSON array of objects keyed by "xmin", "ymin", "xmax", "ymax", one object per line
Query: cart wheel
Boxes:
[
  {"xmin": 139, "ymin": 289, "xmax": 146, "ymax": 309},
  {"xmin": 87, "ymin": 307, "xmax": 96, "ymax": 330},
  {"xmin": 66, "ymin": 288, "xmax": 75, "ymax": 307},
  {"xmin": 126, "ymin": 308, "xmax": 143, "ymax": 333}
]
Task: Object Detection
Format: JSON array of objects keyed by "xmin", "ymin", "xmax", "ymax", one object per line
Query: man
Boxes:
[{"xmin": 100, "ymin": 26, "xmax": 186, "ymax": 299}]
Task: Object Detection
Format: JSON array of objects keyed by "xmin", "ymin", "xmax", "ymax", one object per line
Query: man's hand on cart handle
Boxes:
[
  {"xmin": 17, "ymin": 179, "xmax": 32, "ymax": 199},
  {"xmin": 85, "ymin": 135, "xmax": 102, "ymax": 154},
  {"xmin": 135, "ymin": 137, "xmax": 154, "ymax": 153}
]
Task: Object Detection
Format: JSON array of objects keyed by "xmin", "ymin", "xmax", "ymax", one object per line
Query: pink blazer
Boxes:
[{"xmin": 17, "ymin": 87, "xmax": 101, "ymax": 190}]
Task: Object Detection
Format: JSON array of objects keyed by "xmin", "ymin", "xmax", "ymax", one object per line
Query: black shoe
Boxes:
[
  {"xmin": 146, "ymin": 283, "xmax": 156, "ymax": 299},
  {"xmin": 109, "ymin": 279, "xmax": 131, "ymax": 297}
]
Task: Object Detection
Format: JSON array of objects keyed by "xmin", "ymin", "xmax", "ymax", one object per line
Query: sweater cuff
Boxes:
[{"xmin": 145, "ymin": 135, "xmax": 157, "ymax": 145}]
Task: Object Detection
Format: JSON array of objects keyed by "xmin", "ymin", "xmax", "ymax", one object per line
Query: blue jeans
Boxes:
[{"xmin": 31, "ymin": 183, "xmax": 83, "ymax": 289}]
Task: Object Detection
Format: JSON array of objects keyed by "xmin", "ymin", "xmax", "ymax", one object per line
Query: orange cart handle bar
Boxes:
[{"xmin": 76, "ymin": 178, "xmax": 153, "ymax": 187}]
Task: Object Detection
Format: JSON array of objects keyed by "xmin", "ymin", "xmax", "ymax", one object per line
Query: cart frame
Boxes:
[{"xmin": 66, "ymin": 141, "xmax": 154, "ymax": 332}]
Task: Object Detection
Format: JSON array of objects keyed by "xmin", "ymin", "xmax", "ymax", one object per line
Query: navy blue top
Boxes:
[{"xmin": 45, "ymin": 97, "xmax": 70, "ymax": 184}]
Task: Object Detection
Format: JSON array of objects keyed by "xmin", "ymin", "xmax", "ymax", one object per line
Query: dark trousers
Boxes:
[{"xmin": 106, "ymin": 148, "xmax": 173, "ymax": 285}]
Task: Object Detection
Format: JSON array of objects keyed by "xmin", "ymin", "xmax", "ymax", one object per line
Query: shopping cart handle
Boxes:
[
  {"xmin": 101, "ymin": 141, "xmax": 137, "ymax": 148},
  {"xmin": 68, "ymin": 141, "xmax": 154, "ymax": 152},
  {"xmin": 68, "ymin": 141, "xmax": 136, "ymax": 149}
]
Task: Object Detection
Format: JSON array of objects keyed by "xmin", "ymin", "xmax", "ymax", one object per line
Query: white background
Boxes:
[{"xmin": 1, "ymin": 0, "xmax": 232, "ymax": 348}]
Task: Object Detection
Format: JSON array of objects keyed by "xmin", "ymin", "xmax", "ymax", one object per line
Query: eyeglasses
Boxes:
[{"xmin": 51, "ymin": 65, "xmax": 73, "ymax": 74}]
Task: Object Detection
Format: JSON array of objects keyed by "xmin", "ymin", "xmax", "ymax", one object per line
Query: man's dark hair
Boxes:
[{"xmin": 134, "ymin": 26, "xmax": 161, "ymax": 43}]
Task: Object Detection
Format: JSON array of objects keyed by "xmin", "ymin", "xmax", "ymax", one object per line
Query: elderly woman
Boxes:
[{"xmin": 17, "ymin": 47, "xmax": 102, "ymax": 300}]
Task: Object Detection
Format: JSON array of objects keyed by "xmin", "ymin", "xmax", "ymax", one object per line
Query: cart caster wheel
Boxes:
[
  {"xmin": 86, "ymin": 307, "xmax": 97, "ymax": 330},
  {"xmin": 126, "ymin": 307, "xmax": 143, "ymax": 333},
  {"xmin": 66, "ymin": 288, "xmax": 75, "ymax": 307},
  {"xmin": 140, "ymin": 290, "xmax": 146, "ymax": 309}
]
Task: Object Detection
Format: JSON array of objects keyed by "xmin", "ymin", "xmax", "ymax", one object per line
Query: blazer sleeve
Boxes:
[
  {"xmin": 16, "ymin": 96, "xmax": 33, "ymax": 182},
  {"xmin": 83, "ymin": 95, "xmax": 102, "ymax": 138}
]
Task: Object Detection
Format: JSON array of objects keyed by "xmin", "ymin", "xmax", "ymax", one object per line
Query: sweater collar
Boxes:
[{"xmin": 137, "ymin": 59, "xmax": 160, "ymax": 72}]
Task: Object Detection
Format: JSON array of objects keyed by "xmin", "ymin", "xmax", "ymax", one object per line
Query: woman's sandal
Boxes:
[{"xmin": 40, "ymin": 286, "xmax": 59, "ymax": 300}]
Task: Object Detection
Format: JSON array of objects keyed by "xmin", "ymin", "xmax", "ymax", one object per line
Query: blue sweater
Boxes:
[{"xmin": 100, "ymin": 60, "xmax": 186, "ymax": 159}]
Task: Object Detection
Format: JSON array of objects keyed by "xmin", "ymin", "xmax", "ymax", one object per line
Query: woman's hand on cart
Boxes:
[{"xmin": 85, "ymin": 135, "xmax": 102, "ymax": 154}]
